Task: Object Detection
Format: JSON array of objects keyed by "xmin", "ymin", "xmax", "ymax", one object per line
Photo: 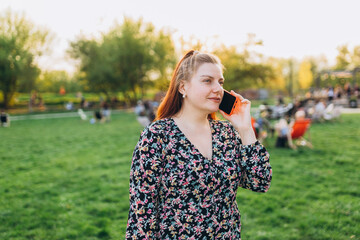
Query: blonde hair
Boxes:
[{"xmin": 155, "ymin": 50, "xmax": 223, "ymax": 120}]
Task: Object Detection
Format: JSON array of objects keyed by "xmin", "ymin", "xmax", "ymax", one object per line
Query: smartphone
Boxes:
[{"xmin": 219, "ymin": 90, "xmax": 239, "ymax": 115}]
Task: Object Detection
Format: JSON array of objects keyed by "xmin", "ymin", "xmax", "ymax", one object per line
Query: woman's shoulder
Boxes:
[{"xmin": 145, "ymin": 118, "xmax": 173, "ymax": 136}]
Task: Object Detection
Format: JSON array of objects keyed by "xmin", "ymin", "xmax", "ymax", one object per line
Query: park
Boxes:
[
  {"xmin": 1, "ymin": 2, "xmax": 360, "ymax": 240},
  {"xmin": 0, "ymin": 111, "xmax": 359, "ymax": 239}
]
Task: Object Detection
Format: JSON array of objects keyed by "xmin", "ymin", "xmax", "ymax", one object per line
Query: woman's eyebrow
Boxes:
[
  {"xmin": 200, "ymin": 75, "xmax": 224, "ymax": 80},
  {"xmin": 200, "ymin": 75, "xmax": 213, "ymax": 78}
]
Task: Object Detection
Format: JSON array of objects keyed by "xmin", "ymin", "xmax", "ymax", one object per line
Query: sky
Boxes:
[{"xmin": 2, "ymin": 0, "xmax": 360, "ymax": 73}]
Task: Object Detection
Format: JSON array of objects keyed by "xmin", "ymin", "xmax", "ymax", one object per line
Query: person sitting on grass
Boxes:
[
  {"xmin": 0, "ymin": 110, "xmax": 10, "ymax": 127},
  {"xmin": 101, "ymin": 101, "xmax": 111, "ymax": 122},
  {"xmin": 274, "ymin": 117, "xmax": 293, "ymax": 149},
  {"xmin": 90, "ymin": 110, "xmax": 106, "ymax": 124},
  {"xmin": 275, "ymin": 110, "xmax": 312, "ymax": 150},
  {"xmin": 288, "ymin": 110, "xmax": 313, "ymax": 149}
]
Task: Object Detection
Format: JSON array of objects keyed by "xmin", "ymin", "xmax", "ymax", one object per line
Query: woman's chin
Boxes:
[{"xmin": 206, "ymin": 107, "xmax": 219, "ymax": 115}]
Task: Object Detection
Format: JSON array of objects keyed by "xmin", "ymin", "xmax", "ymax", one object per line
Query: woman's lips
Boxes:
[{"xmin": 209, "ymin": 97, "xmax": 221, "ymax": 103}]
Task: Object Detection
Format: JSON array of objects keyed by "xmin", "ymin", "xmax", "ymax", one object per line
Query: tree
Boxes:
[
  {"xmin": 298, "ymin": 60, "xmax": 313, "ymax": 89},
  {"xmin": 264, "ymin": 57, "xmax": 286, "ymax": 90},
  {"xmin": 213, "ymin": 42, "xmax": 275, "ymax": 91},
  {"xmin": 178, "ymin": 35, "xmax": 207, "ymax": 53},
  {"xmin": 350, "ymin": 45, "xmax": 360, "ymax": 68},
  {"xmin": 281, "ymin": 58, "xmax": 297, "ymax": 97},
  {"xmin": 152, "ymin": 29, "xmax": 177, "ymax": 91},
  {"xmin": 333, "ymin": 44, "xmax": 360, "ymax": 70},
  {"xmin": 69, "ymin": 17, "xmax": 176, "ymax": 103},
  {"xmin": 304, "ymin": 55, "xmax": 328, "ymax": 88},
  {"xmin": 36, "ymin": 70, "xmax": 81, "ymax": 93},
  {"xmin": 0, "ymin": 9, "xmax": 52, "ymax": 108},
  {"xmin": 334, "ymin": 45, "xmax": 351, "ymax": 70},
  {"xmin": 69, "ymin": 38, "xmax": 114, "ymax": 97}
]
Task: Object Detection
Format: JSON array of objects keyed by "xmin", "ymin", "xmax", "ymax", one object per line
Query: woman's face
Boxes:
[{"xmin": 182, "ymin": 63, "xmax": 224, "ymax": 114}]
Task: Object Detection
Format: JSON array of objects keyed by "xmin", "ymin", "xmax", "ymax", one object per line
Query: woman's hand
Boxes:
[{"xmin": 219, "ymin": 90, "xmax": 257, "ymax": 145}]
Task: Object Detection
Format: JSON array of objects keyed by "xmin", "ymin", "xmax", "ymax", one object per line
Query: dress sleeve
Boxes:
[
  {"xmin": 125, "ymin": 126, "xmax": 165, "ymax": 239},
  {"xmin": 238, "ymin": 141, "xmax": 272, "ymax": 192},
  {"xmin": 228, "ymin": 122, "xmax": 272, "ymax": 192}
]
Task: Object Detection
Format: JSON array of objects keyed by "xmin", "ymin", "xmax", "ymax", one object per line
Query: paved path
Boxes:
[
  {"xmin": 8, "ymin": 107, "xmax": 360, "ymax": 121},
  {"xmin": 340, "ymin": 108, "xmax": 360, "ymax": 114},
  {"xmin": 9, "ymin": 109, "xmax": 125, "ymax": 121}
]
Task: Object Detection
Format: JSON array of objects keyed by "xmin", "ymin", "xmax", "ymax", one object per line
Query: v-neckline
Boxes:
[{"xmin": 170, "ymin": 118, "xmax": 215, "ymax": 160}]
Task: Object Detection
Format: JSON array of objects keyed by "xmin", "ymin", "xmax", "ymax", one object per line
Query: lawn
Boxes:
[{"xmin": 0, "ymin": 112, "xmax": 359, "ymax": 239}]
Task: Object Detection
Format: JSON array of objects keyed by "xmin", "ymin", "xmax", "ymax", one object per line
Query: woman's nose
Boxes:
[{"xmin": 213, "ymin": 82, "xmax": 223, "ymax": 92}]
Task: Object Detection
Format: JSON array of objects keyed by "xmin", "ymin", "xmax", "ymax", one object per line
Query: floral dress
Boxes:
[{"xmin": 126, "ymin": 118, "xmax": 272, "ymax": 240}]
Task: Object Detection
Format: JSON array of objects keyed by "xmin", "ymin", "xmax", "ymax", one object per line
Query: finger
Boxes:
[
  {"xmin": 241, "ymin": 99, "xmax": 251, "ymax": 104},
  {"xmin": 230, "ymin": 90, "xmax": 244, "ymax": 101}
]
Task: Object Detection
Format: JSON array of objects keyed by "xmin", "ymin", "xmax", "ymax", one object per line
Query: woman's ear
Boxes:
[{"xmin": 178, "ymin": 80, "xmax": 187, "ymax": 95}]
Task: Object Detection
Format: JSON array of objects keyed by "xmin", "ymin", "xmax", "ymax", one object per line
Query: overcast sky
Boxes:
[{"xmin": 2, "ymin": 0, "xmax": 360, "ymax": 72}]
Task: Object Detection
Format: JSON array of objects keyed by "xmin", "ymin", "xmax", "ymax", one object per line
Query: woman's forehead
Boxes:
[{"xmin": 194, "ymin": 63, "xmax": 223, "ymax": 78}]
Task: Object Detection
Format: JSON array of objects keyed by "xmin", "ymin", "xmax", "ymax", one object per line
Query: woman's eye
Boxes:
[
  {"xmin": 219, "ymin": 81, "xmax": 224, "ymax": 85},
  {"xmin": 204, "ymin": 79, "xmax": 211, "ymax": 83}
]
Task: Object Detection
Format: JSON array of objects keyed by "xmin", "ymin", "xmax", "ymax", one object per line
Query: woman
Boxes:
[{"xmin": 126, "ymin": 50, "xmax": 272, "ymax": 239}]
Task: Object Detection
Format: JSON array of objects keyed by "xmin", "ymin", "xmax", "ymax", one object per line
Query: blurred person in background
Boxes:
[
  {"xmin": 0, "ymin": 109, "xmax": 10, "ymax": 127},
  {"xmin": 101, "ymin": 101, "xmax": 111, "ymax": 122},
  {"xmin": 134, "ymin": 100, "xmax": 151, "ymax": 127}
]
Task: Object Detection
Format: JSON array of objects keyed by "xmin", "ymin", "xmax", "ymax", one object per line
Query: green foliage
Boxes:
[
  {"xmin": 282, "ymin": 58, "xmax": 298, "ymax": 97},
  {"xmin": 214, "ymin": 43, "xmax": 276, "ymax": 91},
  {"xmin": 351, "ymin": 45, "xmax": 360, "ymax": 68},
  {"xmin": 68, "ymin": 17, "xmax": 176, "ymax": 103},
  {"xmin": 36, "ymin": 70, "xmax": 82, "ymax": 93},
  {"xmin": 0, "ymin": 112, "xmax": 359, "ymax": 239},
  {"xmin": 298, "ymin": 60, "xmax": 313, "ymax": 89},
  {"xmin": 334, "ymin": 44, "xmax": 360, "ymax": 70},
  {"xmin": 0, "ymin": 9, "xmax": 53, "ymax": 108},
  {"xmin": 152, "ymin": 30, "xmax": 177, "ymax": 91},
  {"xmin": 334, "ymin": 45, "xmax": 351, "ymax": 70}
]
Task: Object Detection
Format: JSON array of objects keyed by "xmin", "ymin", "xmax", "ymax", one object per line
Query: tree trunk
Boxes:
[
  {"xmin": 131, "ymin": 87, "xmax": 137, "ymax": 106},
  {"xmin": 2, "ymin": 76, "xmax": 18, "ymax": 109},
  {"xmin": 3, "ymin": 93, "xmax": 8, "ymax": 109},
  {"xmin": 2, "ymin": 90, "xmax": 15, "ymax": 110}
]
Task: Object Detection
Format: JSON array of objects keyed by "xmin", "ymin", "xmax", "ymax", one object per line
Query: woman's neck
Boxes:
[{"xmin": 173, "ymin": 106, "xmax": 209, "ymax": 128}]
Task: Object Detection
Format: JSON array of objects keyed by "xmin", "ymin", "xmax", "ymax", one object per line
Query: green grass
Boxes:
[
  {"xmin": 240, "ymin": 116, "xmax": 360, "ymax": 240},
  {"xmin": 0, "ymin": 113, "xmax": 359, "ymax": 239}
]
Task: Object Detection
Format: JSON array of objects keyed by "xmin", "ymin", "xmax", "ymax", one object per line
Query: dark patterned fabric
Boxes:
[{"xmin": 126, "ymin": 118, "xmax": 272, "ymax": 240}]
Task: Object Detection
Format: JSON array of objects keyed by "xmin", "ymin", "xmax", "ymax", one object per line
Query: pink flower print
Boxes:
[
  {"xmin": 188, "ymin": 203, "xmax": 197, "ymax": 213},
  {"xmin": 160, "ymin": 222, "xmax": 168, "ymax": 231},
  {"xmin": 182, "ymin": 179, "xmax": 189, "ymax": 186},
  {"xmin": 215, "ymin": 159, "xmax": 223, "ymax": 166},
  {"xmin": 179, "ymin": 189, "xmax": 188, "ymax": 196},
  {"xmin": 173, "ymin": 197, "xmax": 181, "ymax": 205},
  {"xmin": 169, "ymin": 224, "xmax": 175, "ymax": 231},
  {"xmin": 196, "ymin": 215, "xmax": 204, "ymax": 223}
]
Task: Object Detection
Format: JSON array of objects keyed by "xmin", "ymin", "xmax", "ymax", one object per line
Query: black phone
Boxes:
[{"xmin": 219, "ymin": 90, "xmax": 238, "ymax": 115}]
